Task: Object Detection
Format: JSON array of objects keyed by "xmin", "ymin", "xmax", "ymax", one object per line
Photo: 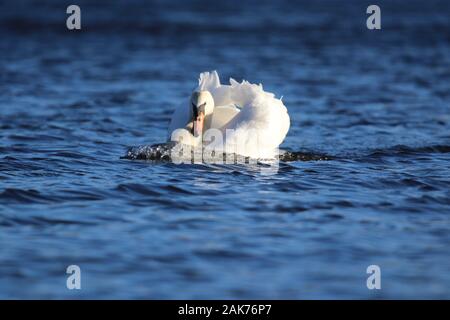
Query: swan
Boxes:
[{"xmin": 167, "ymin": 71, "xmax": 290, "ymax": 159}]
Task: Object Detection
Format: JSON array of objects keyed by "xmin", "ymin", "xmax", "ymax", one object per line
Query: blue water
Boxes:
[{"xmin": 0, "ymin": 0, "xmax": 449, "ymax": 299}]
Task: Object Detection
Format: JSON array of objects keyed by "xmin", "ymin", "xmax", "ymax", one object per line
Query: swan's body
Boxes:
[{"xmin": 167, "ymin": 71, "xmax": 290, "ymax": 159}]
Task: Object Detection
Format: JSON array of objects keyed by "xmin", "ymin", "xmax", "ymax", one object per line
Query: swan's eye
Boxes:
[
  {"xmin": 191, "ymin": 103, "xmax": 198, "ymax": 118},
  {"xmin": 198, "ymin": 103, "xmax": 206, "ymax": 114}
]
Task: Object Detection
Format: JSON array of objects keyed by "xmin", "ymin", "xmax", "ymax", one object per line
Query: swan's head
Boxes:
[{"xmin": 190, "ymin": 90, "xmax": 214, "ymax": 137}]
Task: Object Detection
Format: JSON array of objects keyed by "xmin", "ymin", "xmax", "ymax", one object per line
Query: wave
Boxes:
[
  {"xmin": 121, "ymin": 143, "xmax": 450, "ymax": 163},
  {"xmin": 366, "ymin": 144, "xmax": 450, "ymax": 157}
]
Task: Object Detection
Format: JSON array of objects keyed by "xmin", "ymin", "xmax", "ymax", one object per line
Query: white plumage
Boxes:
[{"xmin": 167, "ymin": 71, "xmax": 290, "ymax": 159}]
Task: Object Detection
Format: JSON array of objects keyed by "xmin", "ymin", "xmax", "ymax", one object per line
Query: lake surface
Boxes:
[{"xmin": 0, "ymin": 0, "xmax": 449, "ymax": 299}]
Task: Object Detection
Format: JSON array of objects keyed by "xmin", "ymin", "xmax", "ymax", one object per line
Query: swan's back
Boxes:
[{"xmin": 198, "ymin": 71, "xmax": 290, "ymax": 159}]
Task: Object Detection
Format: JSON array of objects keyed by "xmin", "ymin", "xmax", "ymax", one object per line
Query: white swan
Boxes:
[{"xmin": 167, "ymin": 71, "xmax": 290, "ymax": 159}]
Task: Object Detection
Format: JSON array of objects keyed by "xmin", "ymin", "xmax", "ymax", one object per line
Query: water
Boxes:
[{"xmin": 1, "ymin": 0, "xmax": 449, "ymax": 299}]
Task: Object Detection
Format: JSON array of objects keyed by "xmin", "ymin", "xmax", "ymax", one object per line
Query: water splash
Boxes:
[
  {"xmin": 121, "ymin": 143, "xmax": 334, "ymax": 162},
  {"xmin": 121, "ymin": 143, "xmax": 175, "ymax": 161}
]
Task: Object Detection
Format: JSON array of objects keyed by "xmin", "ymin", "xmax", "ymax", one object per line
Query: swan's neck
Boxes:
[{"xmin": 203, "ymin": 113, "xmax": 213, "ymax": 132}]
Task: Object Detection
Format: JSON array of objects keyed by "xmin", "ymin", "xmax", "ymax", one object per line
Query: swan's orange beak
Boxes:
[{"xmin": 193, "ymin": 112, "xmax": 204, "ymax": 137}]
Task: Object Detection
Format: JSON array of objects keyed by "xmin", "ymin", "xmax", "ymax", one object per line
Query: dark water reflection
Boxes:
[{"xmin": 0, "ymin": 0, "xmax": 449, "ymax": 298}]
